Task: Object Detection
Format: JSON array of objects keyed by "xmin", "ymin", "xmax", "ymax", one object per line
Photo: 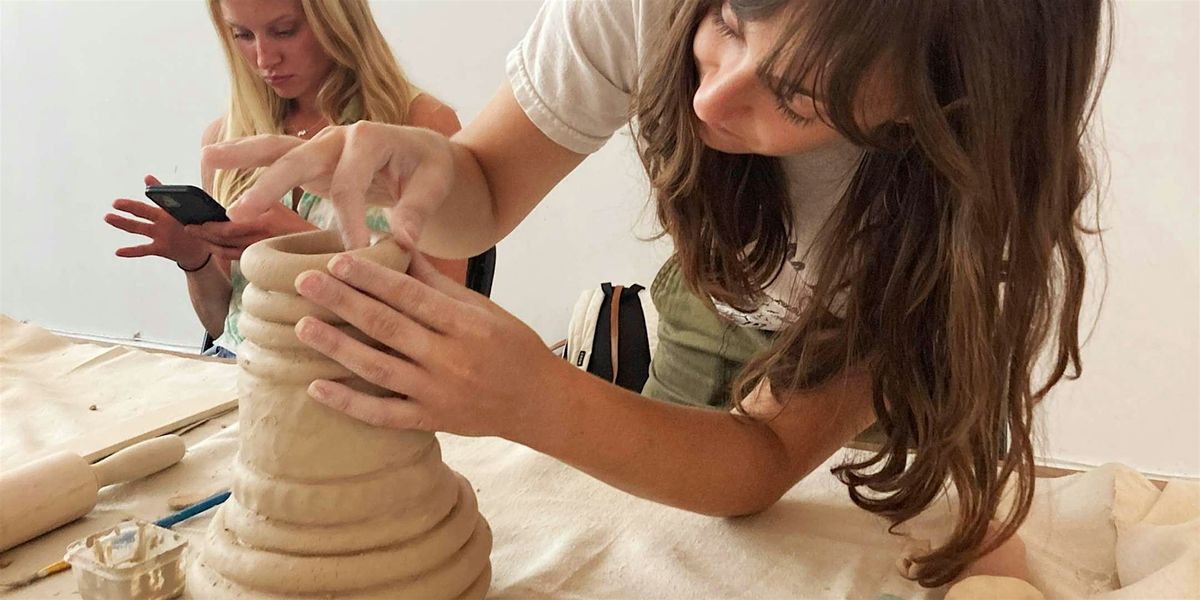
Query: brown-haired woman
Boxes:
[{"xmin": 206, "ymin": 0, "xmax": 1111, "ymax": 590}]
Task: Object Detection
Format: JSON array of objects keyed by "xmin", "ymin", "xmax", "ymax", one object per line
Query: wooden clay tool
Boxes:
[{"xmin": 0, "ymin": 435, "xmax": 186, "ymax": 552}]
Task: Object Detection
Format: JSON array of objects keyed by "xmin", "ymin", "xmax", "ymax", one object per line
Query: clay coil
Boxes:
[
  {"xmin": 239, "ymin": 230, "xmax": 409, "ymax": 294},
  {"xmin": 231, "ymin": 443, "xmax": 450, "ymax": 525},
  {"xmin": 203, "ymin": 508, "xmax": 487, "ymax": 594},
  {"xmin": 219, "ymin": 471, "xmax": 461, "ymax": 554},
  {"xmin": 190, "ymin": 538, "xmax": 491, "ymax": 600},
  {"xmin": 242, "ymin": 284, "xmax": 340, "ymax": 324}
]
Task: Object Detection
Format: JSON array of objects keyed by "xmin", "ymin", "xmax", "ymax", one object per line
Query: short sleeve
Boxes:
[{"xmin": 506, "ymin": 0, "xmax": 646, "ymax": 154}]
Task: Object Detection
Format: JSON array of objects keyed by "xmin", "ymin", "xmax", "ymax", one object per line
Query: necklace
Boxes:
[{"xmin": 289, "ymin": 112, "xmax": 326, "ymax": 138}]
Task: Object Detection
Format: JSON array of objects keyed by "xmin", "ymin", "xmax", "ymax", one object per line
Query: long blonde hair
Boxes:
[{"xmin": 207, "ymin": 0, "xmax": 420, "ymax": 206}]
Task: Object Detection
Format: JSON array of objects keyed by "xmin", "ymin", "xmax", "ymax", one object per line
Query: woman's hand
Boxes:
[
  {"xmin": 291, "ymin": 249, "xmax": 566, "ymax": 440},
  {"xmin": 186, "ymin": 202, "xmax": 317, "ymax": 261},
  {"xmin": 202, "ymin": 122, "xmax": 457, "ymax": 251},
  {"xmin": 104, "ymin": 175, "xmax": 210, "ymax": 269}
]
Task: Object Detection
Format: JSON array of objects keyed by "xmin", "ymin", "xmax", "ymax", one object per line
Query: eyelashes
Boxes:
[
  {"xmin": 775, "ymin": 96, "xmax": 812, "ymax": 126},
  {"xmin": 229, "ymin": 27, "xmax": 298, "ymax": 42},
  {"xmin": 710, "ymin": 8, "xmax": 738, "ymax": 39}
]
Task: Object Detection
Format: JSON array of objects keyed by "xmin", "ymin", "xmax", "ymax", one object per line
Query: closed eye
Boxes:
[{"xmin": 774, "ymin": 96, "xmax": 813, "ymax": 126}]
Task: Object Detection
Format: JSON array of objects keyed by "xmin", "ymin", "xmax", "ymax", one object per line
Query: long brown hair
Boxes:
[{"xmin": 634, "ymin": 0, "xmax": 1110, "ymax": 586}]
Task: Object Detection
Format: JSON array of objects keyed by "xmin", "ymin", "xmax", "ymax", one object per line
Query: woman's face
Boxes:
[
  {"xmin": 219, "ymin": 0, "xmax": 335, "ymax": 102},
  {"xmin": 692, "ymin": 1, "xmax": 895, "ymax": 156}
]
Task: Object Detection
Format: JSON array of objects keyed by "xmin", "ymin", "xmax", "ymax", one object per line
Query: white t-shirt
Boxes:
[{"xmin": 507, "ymin": 0, "xmax": 862, "ymax": 332}]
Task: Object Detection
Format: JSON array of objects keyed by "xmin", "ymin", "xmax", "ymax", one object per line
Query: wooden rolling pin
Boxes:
[{"xmin": 0, "ymin": 435, "xmax": 186, "ymax": 552}]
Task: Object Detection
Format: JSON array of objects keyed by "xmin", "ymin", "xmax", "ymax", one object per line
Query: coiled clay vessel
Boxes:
[{"xmin": 188, "ymin": 230, "xmax": 491, "ymax": 599}]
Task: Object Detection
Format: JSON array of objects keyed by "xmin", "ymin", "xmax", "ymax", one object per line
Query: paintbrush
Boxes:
[
  {"xmin": 0, "ymin": 559, "xmax": 70, "ymax": 591},
  {"xmin": 0, "ymin": 489, "xmax": 231, "ymax": 591}
]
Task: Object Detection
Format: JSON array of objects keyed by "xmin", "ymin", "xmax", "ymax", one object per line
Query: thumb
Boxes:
[
  {"xmin": 387, "ymin": 204, "xmax": 426, "ymax": 251},
  {"xmin": 144, "ymin": 174, "xmax": 163, "ymax": 186}
]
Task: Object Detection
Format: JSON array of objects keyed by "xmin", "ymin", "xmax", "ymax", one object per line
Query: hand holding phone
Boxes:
[
  {"xmin": 105, "ymin": 178, "xmax": 212, "ymax": 268},
  {"xmin": 177, "ymin": 191, "xmax": 319, "ymax": 261},
  {"xmin": 144, "ymin": 185, "xmax": 229, "ymax": 225}
]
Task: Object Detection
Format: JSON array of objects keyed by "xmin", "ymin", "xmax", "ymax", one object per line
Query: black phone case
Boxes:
[{"xmin": 145, "ymin": 185, "xmax": 229, "ymax": 225}]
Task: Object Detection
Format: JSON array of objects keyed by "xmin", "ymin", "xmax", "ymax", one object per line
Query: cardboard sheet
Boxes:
[{"xmin": 0, "ymin": 316, "xmax": 237, "ymax": 468}]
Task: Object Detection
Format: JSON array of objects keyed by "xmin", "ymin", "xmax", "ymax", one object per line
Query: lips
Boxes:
[{"xmin": 265, "ymin": 74, "xmax": 293, "ymax": 86}]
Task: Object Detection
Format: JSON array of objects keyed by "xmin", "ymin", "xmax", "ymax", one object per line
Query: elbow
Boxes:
[
  {"xmin": 690, "ymin": 479, "xmax": 792, "ymax": 519},
  {"xmin": 732, "ymin": 492, "xmax": 787, "ymax": 517},
  {"xmin": 699, "ymin": 444, "xmax": 804, "ymax": 518},
  {"xmin": 718, "ymin": 489, "xmax": 789, "ymax": 518}
]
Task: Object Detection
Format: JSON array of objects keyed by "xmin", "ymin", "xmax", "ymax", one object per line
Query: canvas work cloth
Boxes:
[{"xmin": 2, "ymin": 319, "xmax": 1197, "ymax": 599}]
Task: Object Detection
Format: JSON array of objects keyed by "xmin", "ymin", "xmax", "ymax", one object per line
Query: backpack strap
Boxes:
[
  {"xmin": 567, "ymin": 287, "xmax": 606, "ymax": 370},
  {"xmin": 609, "ymin": 285, "xmax": 623, "ymax": 384}
]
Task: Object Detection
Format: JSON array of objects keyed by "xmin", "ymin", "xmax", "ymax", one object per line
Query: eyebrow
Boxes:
[{"xmin": 224, "ymin": 15, "xmax": 298, "ymax": 28}]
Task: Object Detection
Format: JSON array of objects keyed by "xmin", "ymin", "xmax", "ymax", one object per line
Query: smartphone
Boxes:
[{"xmin": 145, "ymin": 184, "xmax": 229, "ymax": 225}]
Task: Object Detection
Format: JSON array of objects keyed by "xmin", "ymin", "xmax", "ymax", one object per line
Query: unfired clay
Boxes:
[{"xmin": 188, "ymin": 230, "xmax": 491, "ymax": 599}]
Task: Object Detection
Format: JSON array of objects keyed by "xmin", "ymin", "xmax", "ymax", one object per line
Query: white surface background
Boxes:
[{"xmin": 1, "ymin": 1, "xmax": 1196, "ymax": 477}]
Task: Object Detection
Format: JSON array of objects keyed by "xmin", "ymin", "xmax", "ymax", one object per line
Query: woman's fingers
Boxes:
[
  {"xmin": 202, "ymin": 124, "xmax": 446, "ymax": 252},
  {"xmin": 212, "ymin": 245, "xmax": 245, "ymax": 261},
  {"xmin": 144, "ymin": 174, "xmax": 163, "ymax": 187},
  {"xmin": 328, "ymin": 123, "xmax": 387, "ymax": 250},
  {"xmin": 112, "ymin": 198, "xmax": 167, "ymax": 222},
  {"xmin": 325, "ymin": 254, "xmax": 465, "ymax": 334},
  {"xmin": 406, "ymin": 251, "xmax": 481, "ymax": 304},
  {"xmin": 386, "ymin": 148, "xmax": 452, "ymax": 247},
  {"xmin": 294, "ymin": 270, "xmax": 437, "ymax": 361},
  {"xmin": 104, "ymin": 213, "xmax": 152, "ymax": 237},
  {"xmin": 115, "ymin": 244, "xmax": 159, "ymax": 258},
  {"xmin": 205, "ymin": 134, "xmax": 306, "ymax": 220},
  {"xmin": 202, "ymin": 133, "xmax": 302, "ymax": 172},
  {"xmin": 189, "ymin": 220, "xmax": 262, "ymax": 237},
  {"xmin": 307, "ymin": 378, "xmax": 434, "ymax": 431},
  {"xmin": 295, "ymin": 316, "xmax": 430, "ymax": 399},
  {"xmin": 185, "ymin": 222, "xmax": 267, "ymax": 248}
]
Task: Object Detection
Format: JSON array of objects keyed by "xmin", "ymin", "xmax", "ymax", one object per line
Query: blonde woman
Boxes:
[{"xmin": 104, "ymin": 0, "xmax": 463, "ymax": 357}]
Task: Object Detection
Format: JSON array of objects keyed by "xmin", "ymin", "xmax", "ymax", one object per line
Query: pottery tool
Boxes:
[
  {"xmin": 0, "ymin": 489, "xmax": 231, "ymax": 591},
  {"xmin": 0, "ymin": 435, "xmax": 186, "ymax": 552}
]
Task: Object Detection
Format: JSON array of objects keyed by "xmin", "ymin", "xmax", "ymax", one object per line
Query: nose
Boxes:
[
  {"xmin": 254, "ymin": 38, "xmax": 282, "ymax": 71},
  {"xmin": 693, "ymin": 61, "xmax": 756, "ymax": 126}
]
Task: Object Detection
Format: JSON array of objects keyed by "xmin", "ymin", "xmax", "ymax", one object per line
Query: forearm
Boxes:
[
  {"xmin": 515, "ymin": 364, "xmax": 800, "ymax": 517},
  {"xmin": 183, "ymin": 258, "xmax": 232, "ymax": 338},
  {"xmin": 416, "ymin": 142, "xmax": 501, "ymax": 258},
  {"xmin": 418, "ymin": 85, "xmax": 586, "ymax": 259}
]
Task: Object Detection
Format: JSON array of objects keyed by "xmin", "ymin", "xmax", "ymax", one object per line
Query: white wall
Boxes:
[
  {"xmin": 1035, "ymin": 0, "xmax": 1200, "ymax": 478},
  {"xmin": 0, "ymin": 0, "xmax": 667, "ymax": 346},
  {"xmin": 1, "ymin": 1, "xmax": 1195, "ymax": 477}
]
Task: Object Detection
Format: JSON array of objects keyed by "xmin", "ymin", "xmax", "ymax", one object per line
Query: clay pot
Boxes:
[{"xmin": 188, "ymin": 230, "xmax": 491, "ymax": 599}]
